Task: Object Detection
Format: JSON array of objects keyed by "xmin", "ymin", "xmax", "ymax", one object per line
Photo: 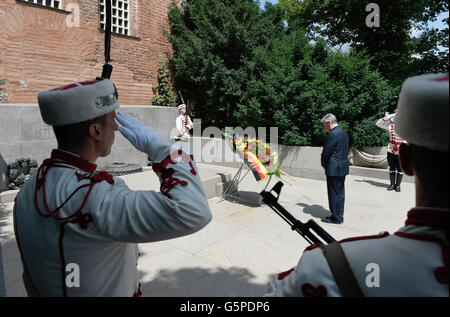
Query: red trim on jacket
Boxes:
[
  {"xmin": 301, "ymin": 283, "xmax": 327, "ymax": 297},
  {"xmin": 277, "ymin": 268, "xmax": 295, "ymax": 280},
  {"xmin": 153, "ymin": 150, "xmax": 197, "ymax": 175},
  {"xmin": 133, "ymin": 283, "xmax": 142, "ymax": 297},
  {"xmin": 30, "ymin": 152, "xmax": 115, "ymax": 296},
  {"xmin": 395, "ymin": 208, "xmax": 449, "ymax": 284},
  {"xmin": 51, "ymin": 149, "xmax": 97, "ymax": 173},
  {"xmin": 395, "ymin": 231, "xmax": 448, "ymax": 284},
  {"xmin": 435, "ymin": 76, "xmax": 449, "ymax": 82},
  {"xmin": 339, "ymin": 231, "xmax": 390, "ymax": 244},
  {"xmin": 388, "ymin": 122, "xmax": 403, "ymax": 154},
  {"xmin": 304, "ymin": 243, "xmax": 322, "ymax": 252},
  {"xmin": 405, "ymin": 208, "xmax": 449, "ymax": 231},
  {"xmin": 50, "ymin": 80, "xmax": 98, "ymax": 91},
  {"xmin": 152, "ymin": 150, "xmax": 197, "ymax": 199}
]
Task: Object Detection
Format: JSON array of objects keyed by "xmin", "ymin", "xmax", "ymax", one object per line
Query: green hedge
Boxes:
[{"xmin": 167, "ymin": 0, "xmax": 398, "ymax": 149}]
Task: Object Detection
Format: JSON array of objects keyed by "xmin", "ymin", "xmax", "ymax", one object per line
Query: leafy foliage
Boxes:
[
  {"xmin": 166, "ymin": 0, "xmax": 416, "ymax": 148},
  {"xmin": 168, "ymin": 0, "xmax": 284, "ymax": 127},
  {"xmin": 152, "ymin": 61, "xmax": 178, "ymax": 107},
  {"xmin": 278, "ymin": 0, "xmax": 449, "ymax": 87}
]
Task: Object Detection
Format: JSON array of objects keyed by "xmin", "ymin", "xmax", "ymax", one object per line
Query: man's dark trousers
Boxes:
[
  {"xmin": 321, "ymin": 125, "xmax": 349, "ymax": 223},
  {"xmin": 326, "ymin": 175, "xmax": 346, "ymax": 222}
]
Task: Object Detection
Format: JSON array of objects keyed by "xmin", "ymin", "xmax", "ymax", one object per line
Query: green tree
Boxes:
[
  {"xmin": 152, "ymin": 61, "xmax": 178, "ymax": 107},
  {"xmin": 167, "ymin": 0, "xmax": 398, "ymax": 148},
  {"xmin": 278, "ymin": 0, "xmax": 449, "ymax": 86},
  {"xmin": 240, "ymin": 32, "xmax": 395, "ymax": 147},
  {"xmin": 167, "ymin": 0, "xmax": 284, "ymax": 127}
]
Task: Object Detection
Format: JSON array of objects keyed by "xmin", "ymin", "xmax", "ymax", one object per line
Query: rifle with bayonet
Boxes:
[{"xmin": 260, "ymin": 181, "xmax": 335, "ymax": 245}]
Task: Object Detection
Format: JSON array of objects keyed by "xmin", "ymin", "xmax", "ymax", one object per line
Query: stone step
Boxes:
[{"xmin": 0, "ymin": 166, "xmax": 231, "ymax": 204}]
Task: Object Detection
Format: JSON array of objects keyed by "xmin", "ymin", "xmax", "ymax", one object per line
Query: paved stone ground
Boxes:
[{"xmin": 0, "ymin": 163, "xmax": 415, "ymax": 297}]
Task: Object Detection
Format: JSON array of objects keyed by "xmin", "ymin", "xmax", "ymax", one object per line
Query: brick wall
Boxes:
[{"xmin": 0, "ymin": 0, "xmax": 175, "ymax": 105}]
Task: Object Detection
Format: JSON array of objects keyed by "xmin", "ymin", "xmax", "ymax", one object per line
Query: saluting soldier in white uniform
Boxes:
[
  {"xmin": 13, "ymin": 79, "xmax": 212, "ymax": 297},
  {"xmin": 175, "ymin": 104, "xmax": 193, "ymax": 142},
  {"xmin": 376, "ymin": 112, "xmax": 406, "ymax": 192},
  {"xmin": 265, "ymin": 73, "xmax": 449, "ymax": 297}
]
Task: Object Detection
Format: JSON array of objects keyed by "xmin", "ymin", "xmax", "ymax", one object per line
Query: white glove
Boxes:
[
  {"xmin": 265, "ymin": 274, "xmax": 278, "ymax": 296},
  {"xmin": 116, "ymin": 112, "xmax": 161, "ymax": 154},
  {"xmin": 385, "ymin": 112, "xmax": 390, "ymax": 117}
]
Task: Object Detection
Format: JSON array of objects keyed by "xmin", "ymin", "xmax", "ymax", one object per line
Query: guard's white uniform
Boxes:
[
  {"xmin": 376, "ymin": 115, "xmax": 405, "ymax": 155},
  {"xmin": 266, "ymin": 208, "xmax": 449, "ymax": 296},
  {"xmin": 176, "ymin": 114, "xmax": 193, "ymax": 142},
  {"xmin": 14, "ymin": 138, "xmax": 212, "ymax": 296}
]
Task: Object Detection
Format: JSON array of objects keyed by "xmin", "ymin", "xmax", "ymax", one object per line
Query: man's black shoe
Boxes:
[
  {"xmin": 387, "ymin": 184, "xmax": 395, "ymax": 191},
  {"xmin": 394, "ymin": 185, "xmax": 401, "ymax": 192},
  {"xmin": 321, "ymin": 216, "xmax": 342, "ymax": 224}
]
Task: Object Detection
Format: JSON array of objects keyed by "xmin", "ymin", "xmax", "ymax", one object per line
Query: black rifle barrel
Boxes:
[
  {"xmin": 260, "ymin": 181, "xmax": 335, "ymax": 245},
  {"xmin": 100, "ymin": 0, "xmax": 113, "ymax": 79}
]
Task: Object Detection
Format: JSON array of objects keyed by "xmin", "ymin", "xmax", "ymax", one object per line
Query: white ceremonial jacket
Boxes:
[
  {"xmin": 176, "ymin": 115, "xmax": 193, "ymax": 141},
  {"xmin": 14, "ymin": 138, "xmax": 212, "ymax": 297},
  {"xmin": 266, "ymin": 207, "xmax": 449, "ymax": 297},
  {"xmin": 376, "ymin": 115, "xmax": 405, "ymax": 155}
]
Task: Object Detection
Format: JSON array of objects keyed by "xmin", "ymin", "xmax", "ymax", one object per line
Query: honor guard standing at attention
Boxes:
[
  {"xmin": 265, "ymin": 73, "xmax": 449, "ymax": 297},
  {"xmin": 376, "ymin": 112, "xmax": 406, "ymax": 192},
  {"xmin": 13, "ymin": 79, "xmax": 212, "ymax": 297},
  {"xmin": 175, "ymin": 104, "xmax": 194, "ymax": 142}
]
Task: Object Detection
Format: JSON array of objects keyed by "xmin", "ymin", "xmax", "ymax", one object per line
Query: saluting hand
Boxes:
[{"xmin": 116, "ymin": 112, "xmax": 161, "ymax": 153}]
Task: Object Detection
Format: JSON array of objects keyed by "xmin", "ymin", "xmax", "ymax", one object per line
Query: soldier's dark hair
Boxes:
[
  {"xmin": 52, "ymin": 114, "xmax": 108, "ymax": 150},
  {"xmin": 409, "ymin": 144, "xmax": 449, "ymax": 197}
]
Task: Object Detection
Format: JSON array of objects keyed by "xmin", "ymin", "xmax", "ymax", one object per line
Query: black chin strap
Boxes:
[{"xmin": 100, "ymin": 0, "xmax": 113, "ymax": 79}]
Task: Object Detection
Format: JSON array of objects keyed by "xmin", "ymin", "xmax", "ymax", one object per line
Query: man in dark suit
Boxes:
[{"xmin": 320, "ymin": 113, "xmax": 349, "ymax": 224}]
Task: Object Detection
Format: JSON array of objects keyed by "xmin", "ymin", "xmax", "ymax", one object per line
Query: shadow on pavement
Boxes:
[
  {"xmin": 296, "ymin": 203, "xmax": 330, "ymax": 220},
  {"xmin": 354, "ymin": 179, "xmax": 388, "ymax": 189},
  {"xmin": 139, "ymin": 266, "xmax": 267, "ymax": 297},
  {"xmin": 222, "ymin": 191, "xmax": 262, "ymax": 208}
]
